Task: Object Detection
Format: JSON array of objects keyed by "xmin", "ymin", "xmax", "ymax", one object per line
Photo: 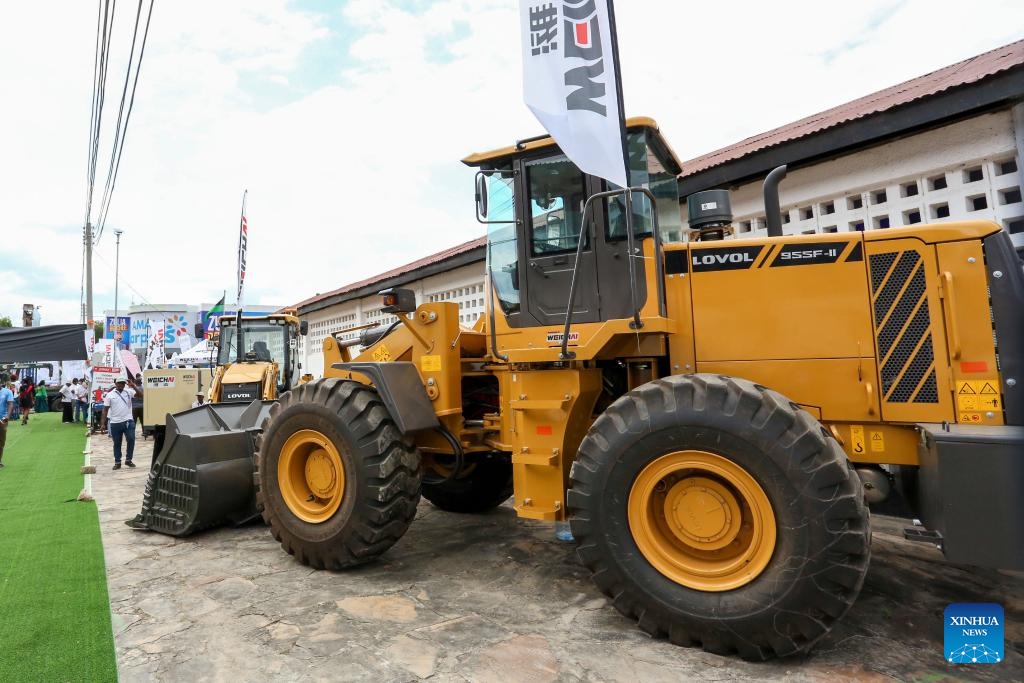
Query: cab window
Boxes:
[
  {"xmin": 483, "ymin": 167, "xmax": 520, "ymax": 314},
  {"xmin": 605, "ymin": 130, "xmax": 683, "ymax": 243},
  {"xmin": 526, "ymin": 156, "xmax": 587, "ymax": 256}
]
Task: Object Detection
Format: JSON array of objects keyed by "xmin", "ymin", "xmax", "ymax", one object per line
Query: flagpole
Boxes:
[
  {"xmin": 603, "ymin": 0, "xmax": 641, "ymax": 329},
  {"xmin": 605, "ymin": 0, "xmax": 630, "ymax": 187}
]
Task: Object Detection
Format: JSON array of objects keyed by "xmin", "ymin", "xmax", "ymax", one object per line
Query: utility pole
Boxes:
[
  {"xmin": 114, "ymin": 229, "xmax": 123, "ymax": 347},
  {"xmin": 85, "ymin": 222, "xmax": 94, "ymax": 325}
]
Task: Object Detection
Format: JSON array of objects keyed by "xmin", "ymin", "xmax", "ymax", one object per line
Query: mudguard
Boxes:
[{"xmin": 332, "ymin": 361, "xmax": 440, "ymax": 434}]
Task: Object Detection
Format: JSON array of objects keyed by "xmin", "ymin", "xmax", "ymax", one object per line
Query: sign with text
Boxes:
[
  {"xmin": 93, "ymin": 339, "xmax": 121, "ymax": 369},
  {"xmin": 93, "ymin": 366, "xmax": 121, "ymax": 390},
  {"xmin": 105, "ymin": 316, "xmax": 130, "ymax": 343}
]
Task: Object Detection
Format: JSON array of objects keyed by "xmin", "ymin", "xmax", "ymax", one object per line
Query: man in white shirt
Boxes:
[
  {"xmin": 73, "ymin": 378, "xmax": 89, "ymax": 423},
  {"xmin": 102, "ymin": 377, "xmax": 137, "ymax": 470},
  {"xmin": 59, "ymin": 381, "xmax": 75, "ymax": 423}
]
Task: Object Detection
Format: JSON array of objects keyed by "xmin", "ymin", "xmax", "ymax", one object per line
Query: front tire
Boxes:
[
  {"xmin": 568, "ymin": 374, "xmax": 870, "ymax": 660},
  {"xmin": 255, "ymin": 379, "xmax": 422, "ymax": 569}
]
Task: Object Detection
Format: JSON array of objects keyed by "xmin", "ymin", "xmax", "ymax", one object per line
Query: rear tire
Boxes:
[
  {"xmin": 568, "ymin": 374, "xmax": 870, "ymax": 660},
  {"xmin": 421, "ymin": 454, "xmax": 513, "ymax": 513},
  {"xmin": 255, "ymin": 379, "xmax": 422, "ymax": 569}
]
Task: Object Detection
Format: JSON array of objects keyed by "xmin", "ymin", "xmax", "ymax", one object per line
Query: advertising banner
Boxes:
[
  {"xmin": 129, "ymin": 317, "xmax": 150, "ymax": 350},
  {"xmin": 105, "ymin": 316, "xmax": 131, "ymax": 344},
  {"xmin": 93, "ymin": 366, "xmax": 121, "ymax": 390},
  {"xmin": 93, "ymin": 339, "xmax": 121, "ymax": 369},
  {"xmin": 520, "ymin": 0, "xmax": 628, "ymax": 189},
  {"xmin": 164, "ymin": 314, "xmax": 191, "ymax": 349}
]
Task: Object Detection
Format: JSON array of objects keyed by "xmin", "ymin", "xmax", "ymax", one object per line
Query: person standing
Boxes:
[
  {"xmin": 102, "ymin": 377, "xmax": 137, "ymax": 469},
  {"xmin": 9, "ymin": 382, "xmax": 20, "ymax": 421},
  {"xmin": 18, "ymin": 380, "xmax": 34, "ymax": 425},
  {"xmin": 132, "ymin": 372, "xmax": 145, "ymax": 438},
  {"xmin": 73, "ymin": 378, "xmax": 89, "ymax": 423},
  {"xmin": 35, "ymin": 381, "xmax": 49, "ymax": 413},
  {"xmin": 0, "ymin": 382, "xmax": 14, "ymax": 468},
  {"xmin": 60, "ymin": 381, "xmax": 75, "ymax": 423}
]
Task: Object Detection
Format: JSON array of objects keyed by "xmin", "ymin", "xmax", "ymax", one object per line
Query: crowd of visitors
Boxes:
[{"xmin": 0, "ymin": 371, "xmax": 146, "ymax": 472}]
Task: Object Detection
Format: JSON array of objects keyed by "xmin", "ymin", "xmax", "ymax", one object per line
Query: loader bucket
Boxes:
[{"xmin": 126, "ymin": 400, "xmax": 276, "ymax": 536}]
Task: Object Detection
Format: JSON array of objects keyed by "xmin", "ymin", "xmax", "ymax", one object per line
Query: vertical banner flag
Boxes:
[
  {"xmin": 520, "ymin": 0, "xmax": 628, "ymax": 189},
  {"xmin": 145, "ymin": 320, "xmax": 166, "ymax": 369},
  {"xmin": 237, "ymin": 190, "xmax": 248, "ymax": 307}
]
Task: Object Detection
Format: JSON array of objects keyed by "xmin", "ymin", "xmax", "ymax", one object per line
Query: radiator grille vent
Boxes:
[{"xmin": 870, "ymin": 250, "xmax": 938, "ymax": 404}]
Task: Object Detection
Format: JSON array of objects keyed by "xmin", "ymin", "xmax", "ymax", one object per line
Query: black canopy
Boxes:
[{"xmin": 0, "ymin": 324, "xmax": 89, "ymax": 362}]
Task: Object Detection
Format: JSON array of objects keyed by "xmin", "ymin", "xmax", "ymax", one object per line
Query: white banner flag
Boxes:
[
  {"xmin": 237, "ymin": 190, "xmax": 248, "ymax": 307},
  {"xmin": 520, "ymin": 0, "xmax": 627, "ymax": 189},
  {"xmin": 145, "ymin": 320, "xmax": 166, "ymax": 369}
]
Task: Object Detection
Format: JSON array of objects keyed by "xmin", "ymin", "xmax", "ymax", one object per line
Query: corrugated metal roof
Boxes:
[
  {"xmin": 296, "ymin": 40, "xmax": 1024, "ymax": 311},
  {"xmin": 293, "ymin": 235, "xmax": 486, "ymax": 309},
  {"xmin": 682, "ymin": 38, "xmax": 1024, "ymax": 177}
]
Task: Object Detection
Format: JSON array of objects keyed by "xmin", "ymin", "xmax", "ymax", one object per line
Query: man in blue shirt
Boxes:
[{"xmin": 0, "ymin": 382, "xmax": 14, "ymax": 468}]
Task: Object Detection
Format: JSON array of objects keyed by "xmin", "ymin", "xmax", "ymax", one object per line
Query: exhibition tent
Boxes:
[{"xmin": 0, "ymin": 324, "xmax": 89, "ymax": 362}]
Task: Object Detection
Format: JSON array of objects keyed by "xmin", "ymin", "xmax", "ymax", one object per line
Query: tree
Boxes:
[{"xmin": 0, "ymin": 316, "xmax": 12, "ymax": 328}]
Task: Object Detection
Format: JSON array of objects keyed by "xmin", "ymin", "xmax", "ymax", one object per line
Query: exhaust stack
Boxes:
[{"xmin": 764, "ymin": 165, "xmax": 787, "ymax": 237}]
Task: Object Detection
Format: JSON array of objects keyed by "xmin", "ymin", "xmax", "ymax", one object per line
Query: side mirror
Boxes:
[
  {"xmin": 475, "ymin": 173, "xmax": 489, "ymax": 219},
  {"xmin": 194, "ymin": 323, "xmax": 205, "ymax": 339},
  {"xmin": 299, "ymin": 320, "xmax": 308, "ymax": 336}
]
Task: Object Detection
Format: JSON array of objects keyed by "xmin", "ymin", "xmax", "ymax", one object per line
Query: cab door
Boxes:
[{"xmin": 520, "ymin": 155, "xmax": 601, "ymax": 326}]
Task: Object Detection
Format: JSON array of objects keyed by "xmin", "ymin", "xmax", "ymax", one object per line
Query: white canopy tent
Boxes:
[{"xmin": 171, "ymin": 339, "xmax": 216, "ymax": 367}]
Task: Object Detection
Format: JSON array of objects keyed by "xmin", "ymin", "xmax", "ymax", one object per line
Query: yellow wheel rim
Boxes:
[
  {"xmin": 628, "ymin": 450, "xmax": 776, "ymax": 591},
  {"xmin": 278, "ymin": 429, "xmax": 346, "ymax": 524}
]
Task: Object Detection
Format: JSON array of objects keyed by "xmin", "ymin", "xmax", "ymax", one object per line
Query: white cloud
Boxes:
[{"xmin": 1, "ymin": 0, "xmax": 1021, "ymax": 327}]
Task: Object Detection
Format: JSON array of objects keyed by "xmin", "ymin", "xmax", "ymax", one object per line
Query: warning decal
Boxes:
[
  {"xmin": 869, "ymin": 431, "xmax": 885, "ymax": 452},
  {"xmin": 849, "ymin": 425, "xmax": 865, "ymax": 455},
  {"xmin": 420, "ymin": 355, "xmax": 442, "ymax": 372},
  {"xmin": 956, "ymin": 379, "xmax": 1001, "ymax": 412}
]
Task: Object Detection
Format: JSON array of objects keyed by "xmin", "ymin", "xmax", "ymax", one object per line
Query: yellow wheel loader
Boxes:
[
  {"xmin": 131, "ymin": 119, "xmax": 1023, "ymax": 659},
  {"xmin": 128, "ymin": 309, "xmax": 308, "ymax": 535}
]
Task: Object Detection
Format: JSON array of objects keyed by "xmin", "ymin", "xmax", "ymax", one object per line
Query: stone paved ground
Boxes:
[{"xmin": 85, "ymin": 431, "xmax": 1022, "ymax": 682}]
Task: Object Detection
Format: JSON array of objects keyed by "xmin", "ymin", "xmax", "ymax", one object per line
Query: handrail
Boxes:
[
  {"xmin": 560, "ymin": 186, "xmax": 662, "ymax": 360},
  {"xmin": 941, "ymin": 271, "xmax": 962, "ymax": 360}
]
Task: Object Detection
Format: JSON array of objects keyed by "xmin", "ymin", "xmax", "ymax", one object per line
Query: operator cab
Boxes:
[
  {"xmin": 217, "ymin": 313, "xmax": 306, "ymax": 394},
  {"xmin": 463, "ymin": 118, "xmax": 683, "ymax": 330}
]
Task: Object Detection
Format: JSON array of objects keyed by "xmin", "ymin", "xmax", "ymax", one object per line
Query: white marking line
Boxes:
[{"xmin": 84, "ymin": 431, "xmax": 92, "ymax": 496}]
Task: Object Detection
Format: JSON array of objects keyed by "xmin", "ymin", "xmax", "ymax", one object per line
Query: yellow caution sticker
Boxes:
[
  {"xmin": 959, "ymin": 412, "xmax": 983, "ymax": 424},
  {"xmin": 869, "ymin": 430, "xmax": 885, "ymax": 452},
  {"xmin": 421, "ymin": 355, "xmax": 442, "ymax": 372},
  {"xmin": 372, "ymin": 344, "xmax": 391, "ymax": 362},
  {"xmin": 956, "ymin": 379, "xmax": 1001, "ymax": 412},
  {"xmin": 849, "ymin": 425, "xmax": 865, "ymax": 455}
]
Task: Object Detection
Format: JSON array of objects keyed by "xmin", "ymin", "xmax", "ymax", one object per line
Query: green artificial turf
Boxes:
[{"xmin": 0, "ymin": 412, "xmax": 118, "ymax": 683}]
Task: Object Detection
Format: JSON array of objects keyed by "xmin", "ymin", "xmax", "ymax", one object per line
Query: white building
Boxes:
[{"xmin": 296, "ymin": 39, "xmax": 1024, "ymax": 377}]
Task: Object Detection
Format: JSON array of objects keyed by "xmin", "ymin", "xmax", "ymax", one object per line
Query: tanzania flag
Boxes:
[{"xmin": 206, "ymin": 295, "xmax": 225, "ymax": 338}]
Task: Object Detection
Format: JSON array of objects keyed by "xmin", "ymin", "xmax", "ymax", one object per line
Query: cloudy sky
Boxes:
[{"xmin": 1, "ymin": 0, "xmax": 1022, "ymax": 326}]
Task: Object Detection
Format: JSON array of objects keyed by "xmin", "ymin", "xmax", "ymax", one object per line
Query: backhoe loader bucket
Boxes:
[{"xmin": 126, "ymin": 400, "xmax": 276, "ymax": 536}]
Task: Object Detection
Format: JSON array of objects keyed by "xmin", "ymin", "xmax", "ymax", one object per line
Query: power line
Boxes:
[
  {"xmin": 95, "ymin": 0, "xmax": 155, "ymax": 245},
  {"xmin": 85, "ymin": 0, "xmax": 115, "ymax": 228}
]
